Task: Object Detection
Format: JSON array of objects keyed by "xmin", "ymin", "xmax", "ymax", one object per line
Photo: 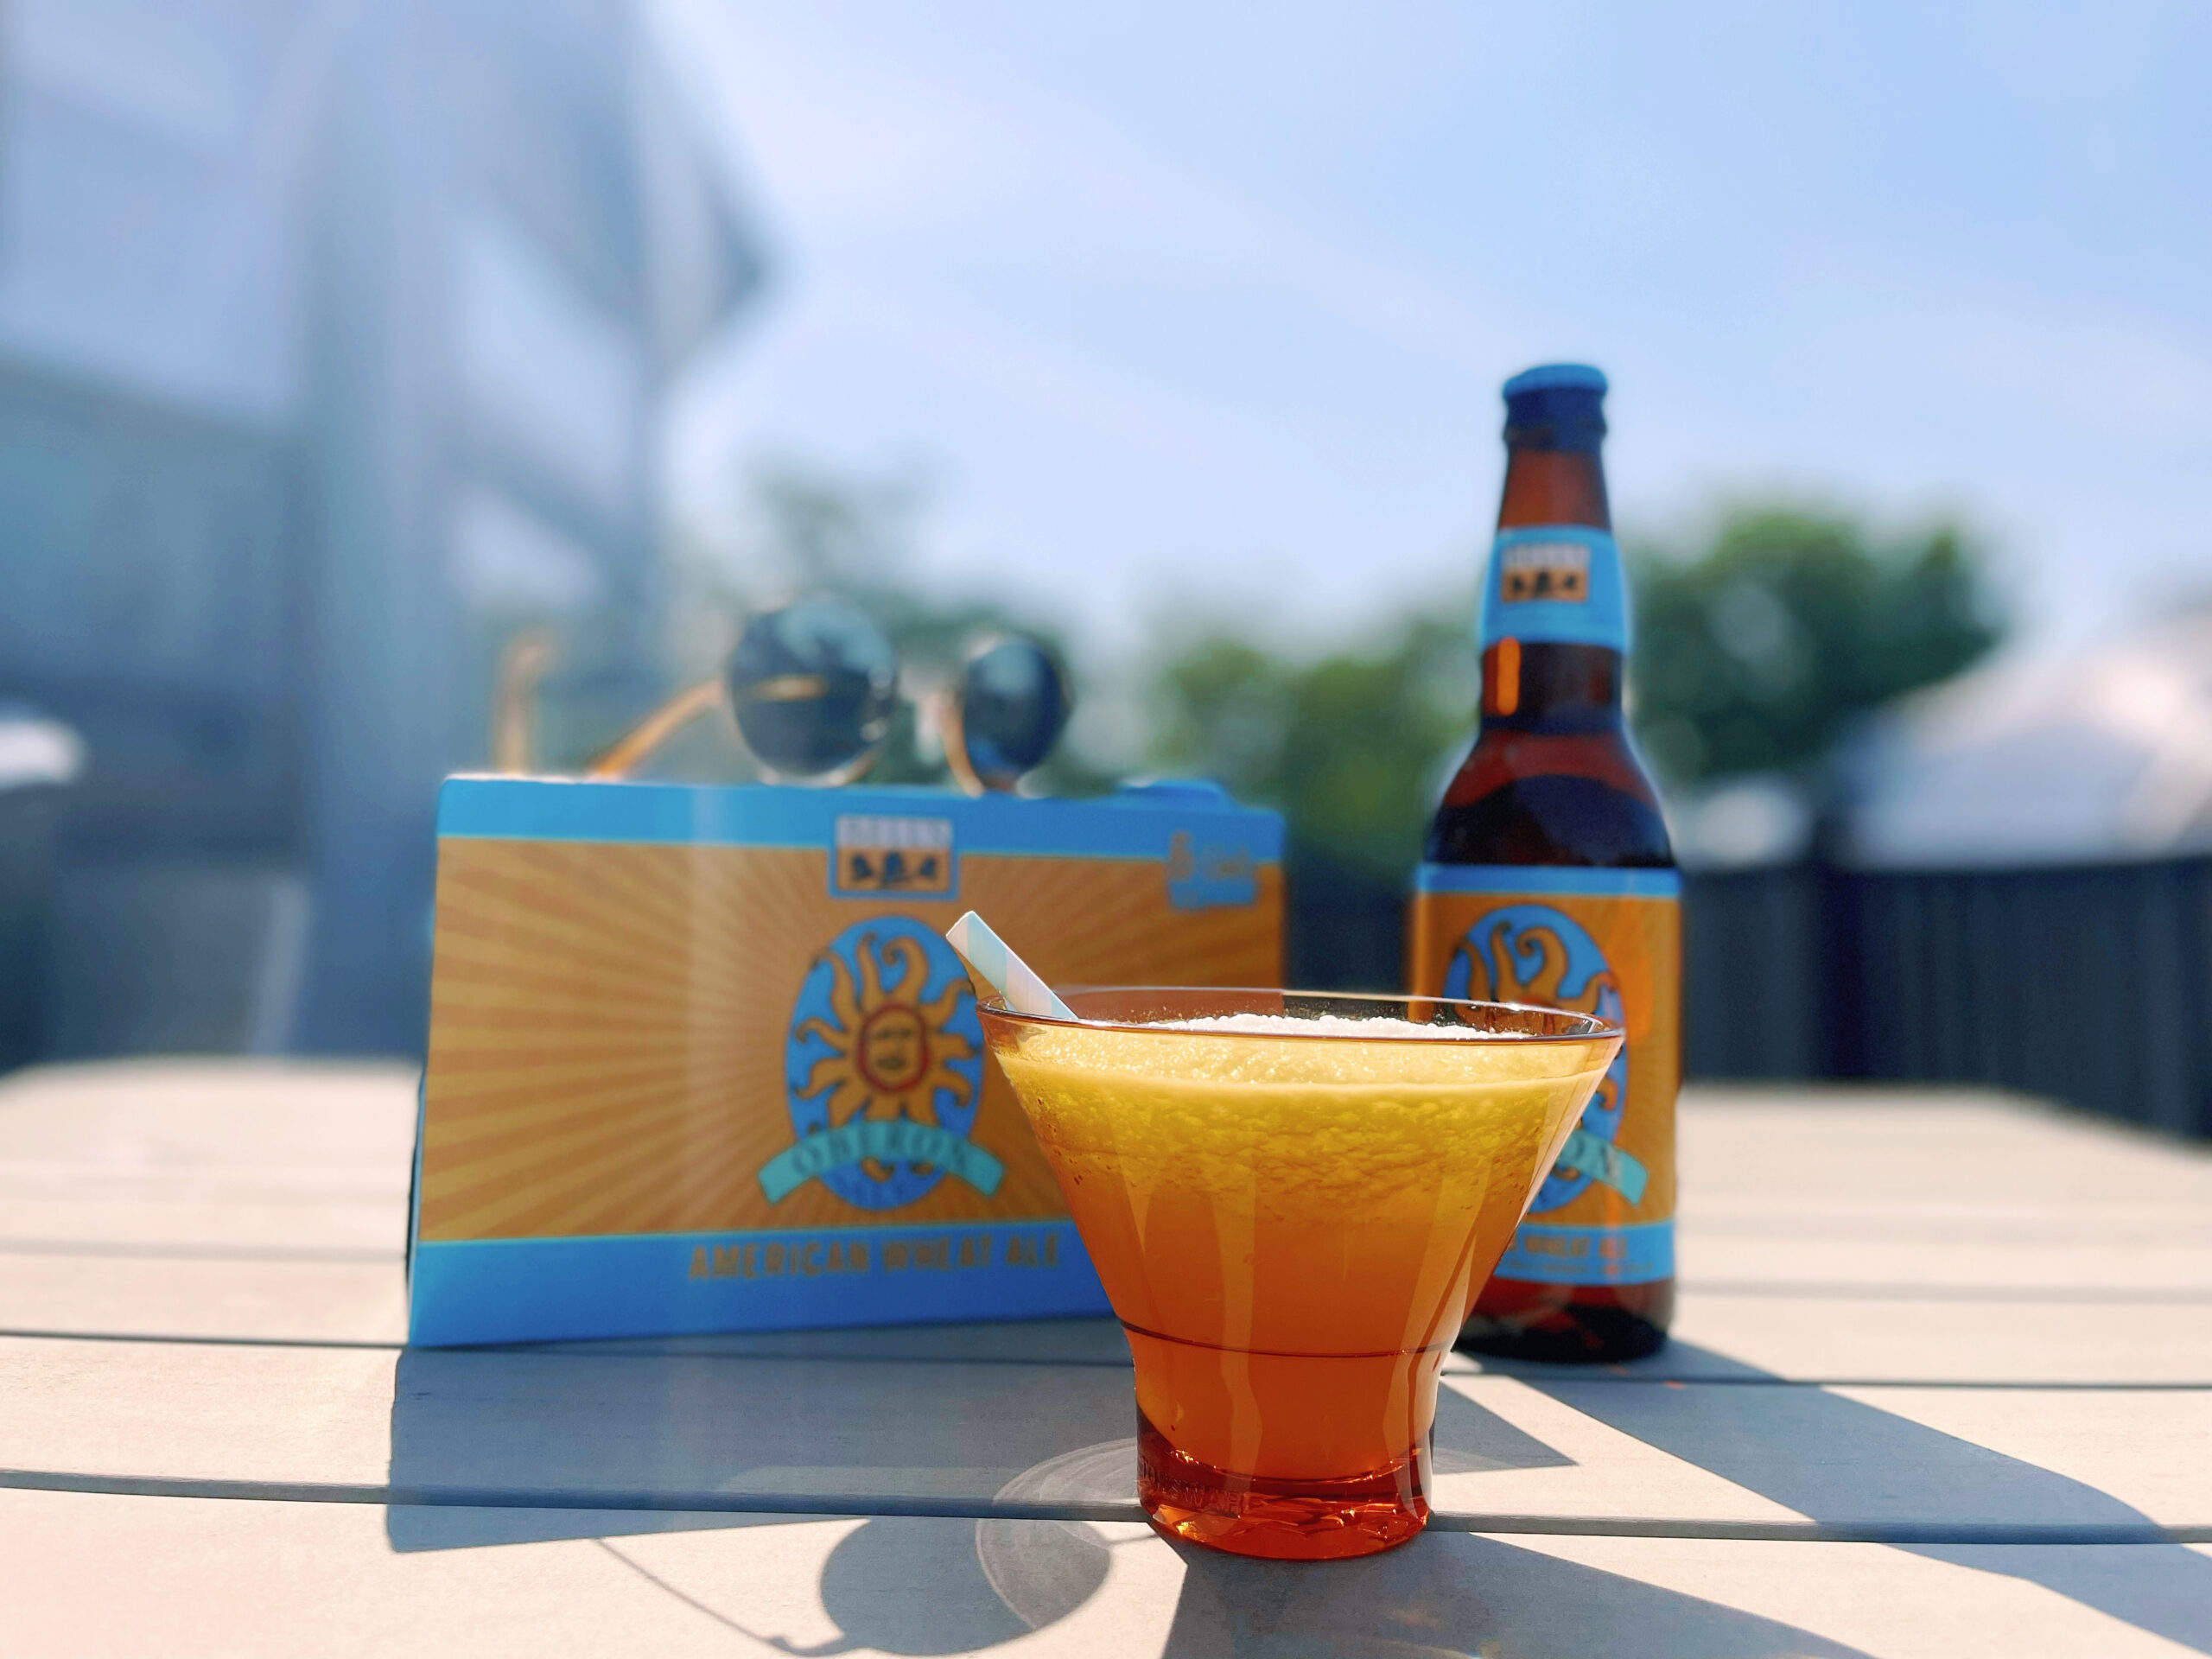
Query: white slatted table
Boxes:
[{"xmin": 2, "ymin": 1061, "xmax": 2208, "ymax": 1657}]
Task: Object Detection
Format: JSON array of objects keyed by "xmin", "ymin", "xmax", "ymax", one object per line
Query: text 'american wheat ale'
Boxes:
[{"xmin": 1407, "ymin": 364, "xmax": 1678, "ymax": 1362}]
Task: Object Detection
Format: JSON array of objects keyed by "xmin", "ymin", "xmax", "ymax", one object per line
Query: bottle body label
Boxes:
[
  {"xmin": 1408, "ymin": 865, "xmax": 1678, "ymax": 1285},
  {"xmin": 1478, "ymin": 525, "xmax": 1629, "ymax": 652}
]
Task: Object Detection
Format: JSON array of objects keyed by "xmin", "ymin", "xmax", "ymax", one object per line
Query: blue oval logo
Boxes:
[
  {"xmin": 1442, "ymin": 903, "xmax": 1629, "ymax": 1214},
  {"xmin": 777, "ymin": 918, "xmax": 991, "ymax": 1211}
]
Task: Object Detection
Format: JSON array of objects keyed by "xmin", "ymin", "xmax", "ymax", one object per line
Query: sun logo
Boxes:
[
  {"xmin": 783, "ymin": 918, "xmax": 986, "ymax": 1211},
  {"xmin": 1444, "ymin": 902, "xmax": 1629, "ymax": 1215},
  {"xmin": 1451, "ymin": 906, "xmax": 1618, "ymax": 1020}
]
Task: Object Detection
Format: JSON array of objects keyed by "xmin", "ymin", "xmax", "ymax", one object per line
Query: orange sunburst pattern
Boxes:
[{"xmin": 417, "ymin": 838, "xmax": 1281, "ymax": 1242}]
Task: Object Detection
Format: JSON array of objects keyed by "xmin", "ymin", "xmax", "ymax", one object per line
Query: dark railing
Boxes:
[
  {"xmin": 1286, "ymin": 852, "xmax": 2212, "ymax": 1139},
  {"xmin": 1686, "ymin": 856, "xmax": 2212, "ymax": 1139}
]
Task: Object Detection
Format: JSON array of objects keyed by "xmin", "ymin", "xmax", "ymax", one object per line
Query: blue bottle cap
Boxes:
[
  {"xmin": 1503, "ymin": 362, "xmax": 1607, "ymax": 448},
  {"xmin": 1502, "ymin": 363, "xmax": 1607, "ymax": 398}
]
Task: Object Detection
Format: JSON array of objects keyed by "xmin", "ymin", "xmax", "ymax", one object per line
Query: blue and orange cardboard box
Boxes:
[{"xmin": 407, "ymin": 776, "xmax": 1282, "ymax": 1345}]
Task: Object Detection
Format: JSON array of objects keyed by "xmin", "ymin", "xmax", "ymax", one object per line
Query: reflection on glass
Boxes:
[{"xmin": 726, "ymin": 599, "xmax": 898, "ymax": 784}]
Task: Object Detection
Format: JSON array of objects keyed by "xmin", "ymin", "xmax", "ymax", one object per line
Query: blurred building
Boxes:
[
  {"xmin": 1842, "ymin": 607, "xmax": 2212, "ymax": 868},
  {"xmin": 0, "ymin": 0, "xmax": 761, "ymax": 1055}
]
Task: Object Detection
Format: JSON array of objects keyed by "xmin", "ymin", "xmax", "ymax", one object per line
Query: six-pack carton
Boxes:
[{"xmin": 408, "ymin": 776, "xmax": 1282, "ymax": 1345}]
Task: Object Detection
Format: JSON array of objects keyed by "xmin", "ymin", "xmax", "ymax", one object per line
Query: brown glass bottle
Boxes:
[{"xmin": 1407, "ymin": 365, "xmax": 1679, "ymax": 1363}]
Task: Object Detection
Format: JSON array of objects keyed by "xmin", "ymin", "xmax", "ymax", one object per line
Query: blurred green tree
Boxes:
[
  {"xmin": 1629, "ymin": 507, "xmax": 2005, "ymax": 784},
  {"xmin": 677, "ymin": 471, "xmax": 2002, "ymax": 876},
  {"xmin": 1143, "ymin": 504, "xmax": 2005, "ymax": 882},
  {"xmin": 1145, "ymin": 615, "xmax": 1476, "ymax": 884}
]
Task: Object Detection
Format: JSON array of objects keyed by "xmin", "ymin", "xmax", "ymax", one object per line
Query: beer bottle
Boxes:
[{"xmin": 1408, "ymin": 364, "xmax": 1678, "ymax": 1363}]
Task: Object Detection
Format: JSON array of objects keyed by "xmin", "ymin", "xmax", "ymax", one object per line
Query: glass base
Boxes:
[{"xmin": 1135, "ymin": 1409, "xmax": 1428, "ymax": 1560}]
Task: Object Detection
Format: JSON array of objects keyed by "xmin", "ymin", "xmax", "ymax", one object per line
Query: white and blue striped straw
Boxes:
[{"xmin": 945, "ymin": 911, "xmax": 1077, "ymax": 1020}]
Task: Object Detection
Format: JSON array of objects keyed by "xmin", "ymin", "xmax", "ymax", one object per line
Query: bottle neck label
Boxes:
[{"xmin": 1478, "ymin": 525, "xmax": 1629, "ymax": 652}]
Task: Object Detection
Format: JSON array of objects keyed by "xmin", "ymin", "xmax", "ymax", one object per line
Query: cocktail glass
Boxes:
[{"xmin": 978, "ymin": 987, "xmax": 1620, "ymax": 1560}]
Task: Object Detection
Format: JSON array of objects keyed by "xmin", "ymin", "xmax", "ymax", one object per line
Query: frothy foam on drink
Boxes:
[
  {"xmin": 1001, "ymin": 1013, "xmax": 1618, "ymax": 1091},
  {"xmin": 1150, "ymin": 1012, "xmax": 1542, "ymax": 1040}
]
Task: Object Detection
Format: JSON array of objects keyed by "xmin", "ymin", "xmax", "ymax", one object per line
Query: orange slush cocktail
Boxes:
[{"xmin": 978, "ymin": 988, "xmax": 1618, "ymax": 1560}]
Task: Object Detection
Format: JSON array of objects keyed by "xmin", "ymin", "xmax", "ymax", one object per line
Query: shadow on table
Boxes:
[
  {"xmin": 381, "ymin": 1323, "xmax": 2210, "ymax": 1655},
  {"xmin": 382, "ymin": 1330, "xmax": 1872, "ymax": 1656},
  {"xmin": 780, "ymin": 1519, "xmax": 1877, "ymax": 1658},
  {"xmin": 1484, "ymin": 1340, "xmax": 2212, "ymax": 1656},
  {"xmin": 385, "ymin": 1321, "xmax": 1132, "ymax": 1552},
  {"xmin": 1154, "ymin": 1530, "xmax": 1873, "ymax": 1659},
  {"xmin": 383, "ymin": 1325, "xmax": 1568, "ymax": 1553}
]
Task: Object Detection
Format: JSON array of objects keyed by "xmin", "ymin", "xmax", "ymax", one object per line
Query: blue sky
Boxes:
[{"xmin": 663, "ymin": 1, "xmax": 2211, "ymax": 673}]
